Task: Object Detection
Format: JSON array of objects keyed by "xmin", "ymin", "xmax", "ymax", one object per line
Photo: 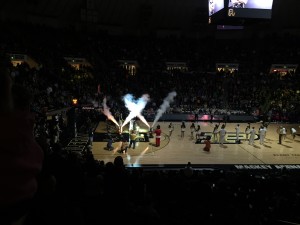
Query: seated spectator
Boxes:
[{"xmin": 182, "ymin": 162, "xmax": 193, "ymax": 178}]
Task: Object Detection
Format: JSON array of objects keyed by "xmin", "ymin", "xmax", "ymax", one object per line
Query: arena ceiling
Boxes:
[{"xmin": 1, "ymin": 0, "xmax": 299, "ymax": 36}]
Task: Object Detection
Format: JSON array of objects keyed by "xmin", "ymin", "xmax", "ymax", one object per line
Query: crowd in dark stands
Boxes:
[{"xmin": 1, "ymin": 21, "xmax": 300, "ymax": 225}]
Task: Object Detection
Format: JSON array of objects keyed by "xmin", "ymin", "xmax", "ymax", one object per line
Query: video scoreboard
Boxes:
[{"xmin": 209, "ymin": 0, "xmax": 273, "ymax": 25}]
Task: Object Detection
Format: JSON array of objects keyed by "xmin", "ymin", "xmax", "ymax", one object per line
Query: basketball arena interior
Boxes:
[{"xmin": 1, "ymin": 0, "xmax": 300, "ymax": 224}]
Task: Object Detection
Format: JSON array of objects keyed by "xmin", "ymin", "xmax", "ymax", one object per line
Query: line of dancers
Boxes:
[{"xmin": 167, "ymin": 121, "xmax": 298, "ymax": 146}]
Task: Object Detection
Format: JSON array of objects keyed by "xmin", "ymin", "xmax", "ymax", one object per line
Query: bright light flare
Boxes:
[
  {"xmin": 122, "ymin": 94, "xmax": 150, "ymax": 129},
  {"xmin": 133, "ymin": 146, "xmax": 149, "ymax": 165}
]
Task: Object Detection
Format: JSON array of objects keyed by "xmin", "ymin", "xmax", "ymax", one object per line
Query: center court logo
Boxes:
[{"xmin": 195, "ymin": 132, "xmax": 259, "ymax": 144}]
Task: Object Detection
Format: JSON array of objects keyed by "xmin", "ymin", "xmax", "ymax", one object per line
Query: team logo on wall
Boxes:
[{"xmin": 195, "ymin": 132, "xmax": 259, "ymax": 144}]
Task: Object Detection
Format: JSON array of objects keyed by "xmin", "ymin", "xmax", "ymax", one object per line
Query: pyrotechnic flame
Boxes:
[
  {"xmin": 101, "ymin": 97, "xmax": 120, "ymax": 127},
  {"xmin": 122, "ymin": 94, "xmax": 150, "ymax": 129}
]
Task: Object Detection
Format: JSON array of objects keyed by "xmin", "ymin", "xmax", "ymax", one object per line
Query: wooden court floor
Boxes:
[{"xmin": 91, "ymin": 121, "xmax": 300, "ymax": 167}]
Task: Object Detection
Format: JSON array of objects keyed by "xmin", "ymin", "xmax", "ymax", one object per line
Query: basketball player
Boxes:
[
  {"xmin": 209, "ymin": 0, "xmax": 215, "ymax": 16},
  {"xmin": 230, "ymin": 0, "xmax": 248, "ymax": 8},
  {"xmin": 219, "ymin": 124, "xmax": 227, "ymax": 146}
]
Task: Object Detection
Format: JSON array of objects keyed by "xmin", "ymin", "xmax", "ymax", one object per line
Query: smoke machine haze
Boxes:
[
  {"xmin": 152, "ymin": 91, "xmax": 177, "ymax": 128},
  {"xmin": 101, "ymin": 97, "xmax": 120, "ymax": 127}
]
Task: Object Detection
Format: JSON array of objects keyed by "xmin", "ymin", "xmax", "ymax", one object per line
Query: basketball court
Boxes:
[{"xmin": 91, "ymin": 120, "xmax": 300, "ymax": 169}]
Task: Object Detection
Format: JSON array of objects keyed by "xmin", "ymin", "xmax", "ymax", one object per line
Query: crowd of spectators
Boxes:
[
  {"xmin": 1, "ymin": 21, "xmax": 300, "ymax": 225},
  {"xmin": 24, "ymin": 157, "xmax": 300, "ymax": 225},
  {"xmin": 1, "ymin": 21, "xmax": 300, "ymax": 124}
]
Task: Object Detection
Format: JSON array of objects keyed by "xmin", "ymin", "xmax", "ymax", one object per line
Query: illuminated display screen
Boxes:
[
  {"xmin": 227, "ymin": 0, "xmax": 273, "ymax": 19},
  {"xmin": 209, "ymin": 0, "xmax": 224, "ymax": 16},
  {"xmin": 228, "ymin": 0, "xmax": 273, "ymax": 9},
  {"xmin": 209, "ymin": 0, "xmax": 273, "ymax": 24}
]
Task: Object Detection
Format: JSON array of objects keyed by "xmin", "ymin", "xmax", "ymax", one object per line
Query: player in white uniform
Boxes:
[
  {"xmin": 291, "ymin": 127, "xmax": 297, "ymax": 139},
  {"xmin": 230, "ymin": 0, "xmax": 248, "ymax": 8},
  {"xmin": 219, "ymin": 124, "xmax": 227, "ymax": 146},
  {"xmin": 259, "ymin": 126, "xmax": 267, "ymax": 145},
  {"xmin": 209, "ymin": 0, "xmax": 215, "ymax": 16}
]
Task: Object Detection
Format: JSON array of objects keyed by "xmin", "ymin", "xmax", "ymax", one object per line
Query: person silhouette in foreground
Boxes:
[
  {"xmin": 183, "ymin": 162, "xmax": 193, "ymax": 178},
  {"xmin": 0, "ymin": 63, "xmax": 44, "ymax": 225}
]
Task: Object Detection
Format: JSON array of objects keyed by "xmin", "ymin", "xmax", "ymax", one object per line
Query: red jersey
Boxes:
[
  {"xmin": 203, "ymin": 140, "xmax": 211, "ymax": 152},
  {"xmin": 154, "ymin": 129, "xmax": 161, "ymax": 138}
]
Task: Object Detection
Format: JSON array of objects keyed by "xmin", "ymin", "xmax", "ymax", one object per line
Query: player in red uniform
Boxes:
[
  {"xmin": 154, "ymin": 125, "xmax": 162, "ymax": 147},
  {"xmin": 203, "ymin": 136, "xmax": 211, "ymax": 152}
]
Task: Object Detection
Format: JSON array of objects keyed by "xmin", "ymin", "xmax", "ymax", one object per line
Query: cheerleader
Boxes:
[
  {"xmin": 181, "ymin": 121, "xmax": 186, "ymax": 138},
  {"xmin": 168, "ymin": 122, "xmax": 174, "ymax": 137},
  {"xmin": 190, "ymin": 122, "xmax": 196, "ymax": 139}
]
